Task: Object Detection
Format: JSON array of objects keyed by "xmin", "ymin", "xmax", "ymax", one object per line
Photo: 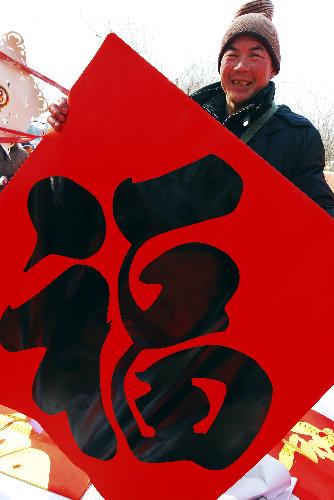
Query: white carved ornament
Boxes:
[{"xmin": 0, "ymin": 31, "xmax": 47, "ymax": 142}]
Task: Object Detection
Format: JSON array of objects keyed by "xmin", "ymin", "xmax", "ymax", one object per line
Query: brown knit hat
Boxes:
[{"xmin": 218, "ymin": 0, "xmax": 280, "ymax": 74}]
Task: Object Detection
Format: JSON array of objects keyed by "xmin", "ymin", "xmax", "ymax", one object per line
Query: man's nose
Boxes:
[{"xmin": 234, "ymin": 57, "xmax": 249, "ymax": 71}]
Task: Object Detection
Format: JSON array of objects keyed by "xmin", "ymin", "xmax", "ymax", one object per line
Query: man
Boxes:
[
  {"xmin": 0, "ymin": 143, "xmax": 28, "ymax": 191},
  {"xmin": 48, "ymin": 0, "xmax": 334, "ymax": 217},
  {"xmin": 191, "ymin": 0, "xmax": 334, "ymax": 216}
]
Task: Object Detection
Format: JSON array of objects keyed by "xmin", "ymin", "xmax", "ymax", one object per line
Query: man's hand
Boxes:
[{"xmin": 47, "ymin": 97, "xmax": 68, "ymax": 131}]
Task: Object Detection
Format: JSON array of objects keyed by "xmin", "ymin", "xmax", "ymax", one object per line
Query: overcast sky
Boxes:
[{"xmin": 1, "ymin": 0, "xmax": 333, "ymax": 119}]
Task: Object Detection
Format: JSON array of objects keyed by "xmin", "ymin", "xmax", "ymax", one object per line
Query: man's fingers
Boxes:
[
  {"xmin": 48, "ymin": 102, "xmax": 59, "ymax": 115},
  {"xmin": 47, "ymin": 115, "xmax": 62, "ymax": 131},
  {"xmin": 47, "ymin": 103, "xmax": 66, "ymax": 122},
  {"xmin": 58, "ymin": 97, "xmax": 69, "ymax": 115},
  {"xmin": 47, "ymin": 97, "xmax": 69, "ymax": 131}
]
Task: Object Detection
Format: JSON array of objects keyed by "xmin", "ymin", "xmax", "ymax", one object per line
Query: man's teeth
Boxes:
[{"xmin": 232, "ymin": 80, "xmax": 252, "ymax": 86}]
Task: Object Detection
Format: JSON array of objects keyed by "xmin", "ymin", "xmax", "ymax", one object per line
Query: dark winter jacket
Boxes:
[{"xmin": 191, "ymin": 81, "xmax": 334, "ymax": 217}]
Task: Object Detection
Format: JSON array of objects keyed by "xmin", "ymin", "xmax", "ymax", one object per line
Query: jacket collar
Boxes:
[{"xmin": 203, "ymin": 81, "xmax": 276, "ymax": 138}]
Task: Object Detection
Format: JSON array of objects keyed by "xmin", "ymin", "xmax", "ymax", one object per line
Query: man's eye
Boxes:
[
  {"xmin": 225, "ymin": 53, "xmax": 237, "ymax": 59},
  {"xmin": 250, "ymin": 54, "xmax": 262, "ymax": 58}
]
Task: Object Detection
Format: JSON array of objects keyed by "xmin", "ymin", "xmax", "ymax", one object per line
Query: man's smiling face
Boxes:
[{"xmin": 220, "ymin": 35, "xmax": 276, "ymax": 115}]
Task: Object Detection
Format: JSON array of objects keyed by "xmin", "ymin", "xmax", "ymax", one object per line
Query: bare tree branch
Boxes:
[{"xmin": 173, "ymin": 58, "xmax": 217, "ymax": 95}]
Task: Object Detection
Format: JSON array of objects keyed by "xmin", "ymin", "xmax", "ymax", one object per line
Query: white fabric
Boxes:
[
  {"xmin": 82, "ymin": 484, "xmax": 105, "ymax": 499},
  {"xmin": 218, "ymin": 455, "xmax": 298, "ymax": 500},
  {"xmin": 312, "ymin": 385, "xmax": 334, "ymax": 421},
  {"xmin": 0, "ymin": 471, "xmax": 69, "ymax": 499}
]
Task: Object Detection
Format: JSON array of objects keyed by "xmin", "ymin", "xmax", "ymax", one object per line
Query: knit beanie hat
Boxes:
[{"xmin": 218, "ymin": 0, "xmax": 280, "ymax": 74}]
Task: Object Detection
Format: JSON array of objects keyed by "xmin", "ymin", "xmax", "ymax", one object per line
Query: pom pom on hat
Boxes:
[{"xmin": 235, "ymin": 0, "xmax": 274, "ymax": 20}]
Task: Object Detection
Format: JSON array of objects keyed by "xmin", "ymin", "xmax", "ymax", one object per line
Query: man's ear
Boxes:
[{"xmin": 270, "ymin": 66, "xmax": 276, "ymax": 79}]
